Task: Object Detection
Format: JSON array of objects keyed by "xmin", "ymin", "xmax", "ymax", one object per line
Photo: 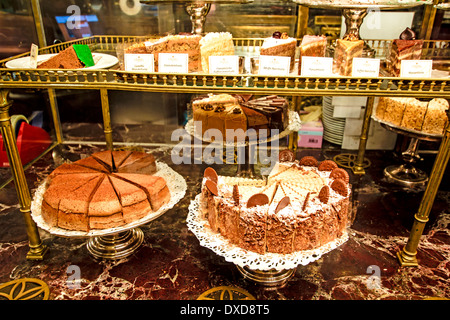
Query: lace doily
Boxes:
[
  {"xmin": 187, "ymin": 194, "xmax": 349, "ymax": 271},
  {"xmin": 31, "ymin": 161, "xmax": 187, "ymax": 238},
  {"xmin": 184, "ymin": 110, "xmax": 301, "ymax": 147}
]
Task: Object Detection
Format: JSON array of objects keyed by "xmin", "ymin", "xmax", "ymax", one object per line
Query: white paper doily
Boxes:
[
  {"xmin": 187, "ymin": 194, "xmax": 349, "ymax": 271},
  {"xmin": 184, "ymin": 110, "xmax": 301, "ymax": 147},
  {"xmin": 31, "ymin": 161, "xmax": 187, "ymax": 238}
]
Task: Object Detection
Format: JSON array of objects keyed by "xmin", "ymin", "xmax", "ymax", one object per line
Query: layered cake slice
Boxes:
[
  {"xmin": 333, "ymin": 38, "xmax": 364, "ymax": 76},
  {"xmin": 299, "ymin": 35, "xmax": 327, "ymax": 74},
  {"xmin": 389, "ymin": 28, "xmax": 424, "ymax": 76},
  {"xmin": 260, "ymin": 32, "xmax": 297, "ymax": 72},
  {"xmin": 37, "ymin": 44, "xmax": 95, "ymax": 69}
]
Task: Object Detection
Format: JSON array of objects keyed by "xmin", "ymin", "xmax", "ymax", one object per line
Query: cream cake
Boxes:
[
  {"xmin": 333, "ymin": 38, "xmax": 364, "ymax": 76},
  {"xmin": 199, "ymin": 32, "xmax": 235, "ymax": 73},
  {"xmin": 199, "ymin": 152, "xmax": 351, "ymax": 254},
  {"xmin": 298, "ymin": 35, "xmax": 327, "ymax": 74},
  {"xmin": 260, "ymin": 32, "xmax": 297, "ymax": 72}
]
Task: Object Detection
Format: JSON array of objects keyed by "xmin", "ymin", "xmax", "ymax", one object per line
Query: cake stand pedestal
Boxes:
[
  {"xmin": 140, "ymin": 0, "xmax": 253, "ymax": 34},
  {"xmin": 31, "ymin": 162, "xmax": 187, "ymax": 260},
  {"xmin": 372, "ymin": 115, "xmax": 443, "ymax": 188},
  {"xmin": 236, "ymin": 266, "xmax": 296, "ymax": 288},
  {"xmin": 292, "ymin": 0, "xmax": 431, "ymax": 57}
]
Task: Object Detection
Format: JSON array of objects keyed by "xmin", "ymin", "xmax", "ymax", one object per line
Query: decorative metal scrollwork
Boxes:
[{"xmin": 0, "ymin": 278, "xmax": 50, "ymax": 300}]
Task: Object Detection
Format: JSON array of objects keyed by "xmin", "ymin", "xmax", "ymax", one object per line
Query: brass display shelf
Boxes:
[{"xmin": 0, "ymin": 35, "xmax": 449, "ymax": 267}]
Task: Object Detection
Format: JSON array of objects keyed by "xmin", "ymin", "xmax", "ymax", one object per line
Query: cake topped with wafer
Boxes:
[{"xmin": 199, "ymin": 151, "xmax": 351, "ymax": 255}]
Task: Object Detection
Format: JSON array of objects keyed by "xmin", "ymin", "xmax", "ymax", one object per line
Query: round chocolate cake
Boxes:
[{"xmin": 41, "ymin": 150, "xmax": 170, "ymax": 232}]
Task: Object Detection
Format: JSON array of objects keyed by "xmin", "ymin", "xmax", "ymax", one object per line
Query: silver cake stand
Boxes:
[
  {"xmin": 30, "ymin": 162, "xmax": 187, "ymax": 260},
  {"xmin": 184, "ymin": 110, "xmax": 301, "ymax": 178},
  {"xmin": 372, "ymin": 115, "xmax": 443, "ymax": 188},
  {"xmin": 292, "ymin": 0, "xmax": 431, "ymax": 57},
  {"xmin": 187, "ymin": 194, "xmax": 349, "ymax": 287},
  {"xmin": 140, "ymin": 0, "xmax": 253, "ymax": 34}
]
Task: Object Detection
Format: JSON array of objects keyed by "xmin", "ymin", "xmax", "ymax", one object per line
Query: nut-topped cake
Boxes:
[{"xmin": 199, "ymin": 151, "xmax": 351, "ymax": 254}]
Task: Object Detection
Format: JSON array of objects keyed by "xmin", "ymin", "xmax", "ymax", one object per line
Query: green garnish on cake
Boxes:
[{"xmin": 37, "ymin": 44, "xmax": 95, "ymax": 69}]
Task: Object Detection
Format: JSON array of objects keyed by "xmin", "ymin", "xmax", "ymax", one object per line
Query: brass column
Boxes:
[
  {"xmin": 0, "ymin": 90, "xmax": 48, "ymax": 260},
  {"xmin": 353, "ymin": 96, "xmax": 374, "ymax": 175},
  {"xmin": 100, "ymin": 88, "xmax": 113, "ymax": 150},
  {"xmin": 397, "ymin": 117, "xmax": 450, "ymax": 267}
]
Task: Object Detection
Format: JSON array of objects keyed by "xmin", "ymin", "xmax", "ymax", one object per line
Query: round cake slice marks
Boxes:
[
  {"xmin": 117, "ymin": 151, "xmax": 156, "ymax": 175},
  {"xmin": 48, "ymin": 163, "xmax": 101, "ymax": 180},
  {"xmin": 74, "ymin": 156, "xmax": 110, "ymax": 173}
]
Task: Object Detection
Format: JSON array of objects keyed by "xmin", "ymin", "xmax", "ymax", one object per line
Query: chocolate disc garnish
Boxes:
[
  {"xmin": 279, "ymin": 149, "xmax": 295, "ymax": 162},
  {"xmin": 205, "ymin": 179, "xmax": 218, "ymax": 196},
  {"xmin": 299, "ymin": 156, "xmax": 319, "ymax": 167},
  {"xmin": 318, "ymin": 186, "xmax": 330, "ymax": 204},
  {"xmin": 275, "ymin": 196, "xmax": 290, "ymax": 213},
  {"xmin": 318, "ymin": 160, "xmax": 338, "ymax": 171},
  {"xmin": 330, "ymin": 168, "xmax": 349, "ymax": 183},
  {"xmin": 331, "ymin": 179, "xmax": 348, "ymax": 197},
  {"xmin": 247, "ymin": 193, "xmax": 269, "ymax": 208},
  {"xmin": 204, "ymin": 167, "xmax": 218, "ymax": 184}
]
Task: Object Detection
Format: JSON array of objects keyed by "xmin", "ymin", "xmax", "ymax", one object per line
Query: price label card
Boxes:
[
  {"xmin": 209, "ymin": 55, "xmax": 239, "ymax": 74},
  {"xmin": 300, "ymin": 57, "xmax": 333, "ymax": 77},
  {"xmin": 352, "ymin": 58, "xmax": 380, "ymax": 77},
  {"xmin": 158, "ymin": 53, "xmax": 189, "ymax": 73},
  {"xmin": 400, "ymin": 60, "xmax": 433, "ymax": 78},
  {"xmin": 259, "ymin": 56, "xmax": 291, "ymax": 76},
  {"xmin": 124, "ymin": 53, "xmax": 154, "ymax": 72},
  {"xmin": 30, "ymin": 43, "xmax": 39, "ymax": 68}
]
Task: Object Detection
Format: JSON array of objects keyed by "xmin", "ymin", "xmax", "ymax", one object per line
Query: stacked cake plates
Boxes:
[{"xmin": 322, "ymin": 96, "xmax": 345, "ymax": 145}]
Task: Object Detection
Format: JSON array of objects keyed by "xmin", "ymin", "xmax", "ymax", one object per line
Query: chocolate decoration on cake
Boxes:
[
  {"xmin": 204, "ymin": 167, "xmax": 218, "ymax": 184},
  {"xmin": 302, "ymin": 192, "xmax": 311, "ymax": 211},
  {"xmin": 279, "ymin": 149, "xmax": 295, "ymax": 162},
  {"xmin": 330, "ymin": 168, "xmax": 349, "ymax": 183},
  {"xmin": 247, "ymin": 193, "xmax": 269, "ymax": 208},
  {"xmin": 318, "ymin": 160, "xmax": 338, "ymax": 171},
  {"xmin": 299, "ymin": 156, "xmax": 319, "ymax": 167},
  {"xmin": 272, "ymin": 31, "xmax": 282, "ymax": 39},
  {"xmin": 331, "ymin": 179, "xmax": 348, "ymax": 197},
  {"xmin": 275, "ymin": 196, "xmax": 290, "ymax": 213},
  {"xmin": 205, "ymin": 179, "xmax": 218, "ymax": 196},
  {"xmin": 318, "ymin": 186, "xmax": 330, "ymax": 204},
  {"xmin": 400, "ymin": 27, "xmax": 416, "ymax": 40}
]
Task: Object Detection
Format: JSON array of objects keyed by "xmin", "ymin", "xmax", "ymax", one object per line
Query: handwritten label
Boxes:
[
  {"xmin": 209, "ymin": 55, "xmax": 239, "ymax": 74},
  {"xmin": 300, "ymin": 57, "xmax": 333, "ymax": 77},
  {"xmin": 259, "ymin": 56, "xmax": 290, "ymax": 76},
  {"xmin": 352, "ymin": 58, "xmax": 380, "ymax": 77},
  {"xmin": 124, "ymin": 53, "xmax": 154, "ymax": 72},
  {"xmin": 30, "ymin": 44, "xmax": 39, "ymax": 68},
  {"xmin": 400, "ymin": 60, "xmax": 433, "ymax": 78},
  {"xmin": 158, "ymin": 53, "xmax": 189, "ymax": 73}
]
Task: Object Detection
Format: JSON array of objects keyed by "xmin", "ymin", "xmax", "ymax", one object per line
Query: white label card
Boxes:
[
  {"xmin": 158, "ymin": 53, "xmax": 189, "ymax": 73},
  {"xmin": 400, "ymin": 60, "xmax": 433, "ymax": 78},
  {"xmin": 352, "ymin": 58, "xmax": 380, "ymax": 77},
  {"xmin": 209, "ymin": 55, "xmax": 239, "ymax": 74},
  {"xmin": 30, "ymin": 43, "xmax": 39, "ymax": 68},
  {"xmin": 300, "ymin": 57, "xmax": 333, "ymax": 77},
  {"xmin": 259, "ymin": 55, "xmax": 290, "ymax": 76},
  {"xmin": 124, "ymin": 53, "xmax": 154, "ymax": 72}
]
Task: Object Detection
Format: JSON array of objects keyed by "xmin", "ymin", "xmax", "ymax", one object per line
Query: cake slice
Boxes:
[
  {"xmin": 260, "ymin": 32, "xmax": 297, "ymax": 72},
  {"xmin": 400, "ymin": 99, "xmax": 428, "ymax": 131},
  {"xmin": 117, "ymin": 151, "xmax": 156, "ymax": 175},
  {"xmin": 37, "ymin": 44, "xmax": 95, "ymax": 69},
  {"xmin": 333, "ymin": 39, "xmax": 364, "ymax": 76},
  {"xmin": 199, "ymin": 32, "xmax": 235, "ymax": 73},
  {"xmin": 389, "ymin": 39, "xmax": 423, "ymax": 76}
]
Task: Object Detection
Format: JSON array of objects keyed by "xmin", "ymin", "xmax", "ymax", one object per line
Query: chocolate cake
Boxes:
[
  {"xmin": 41, "ymin": 150, "xmax": 170, "ymax": 232},
  {"xmin": 37, "ymin": 44, "xmax": 95, "ymax": 69},
  {"xmin": 199, "ymin": 152, "xmax": 351, "ymax": 254},
  {"xmin": 260, "ymin": 32, "xmax": 297, "ymax": 72},
  {"xmin": 192, "ymin": 94, "xmax": 289, "ymax": 141}
]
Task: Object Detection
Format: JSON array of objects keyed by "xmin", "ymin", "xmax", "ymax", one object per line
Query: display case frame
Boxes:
[{"xmin": 0, "ymin": 33, "xmax": 449, "ymax": 267}]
